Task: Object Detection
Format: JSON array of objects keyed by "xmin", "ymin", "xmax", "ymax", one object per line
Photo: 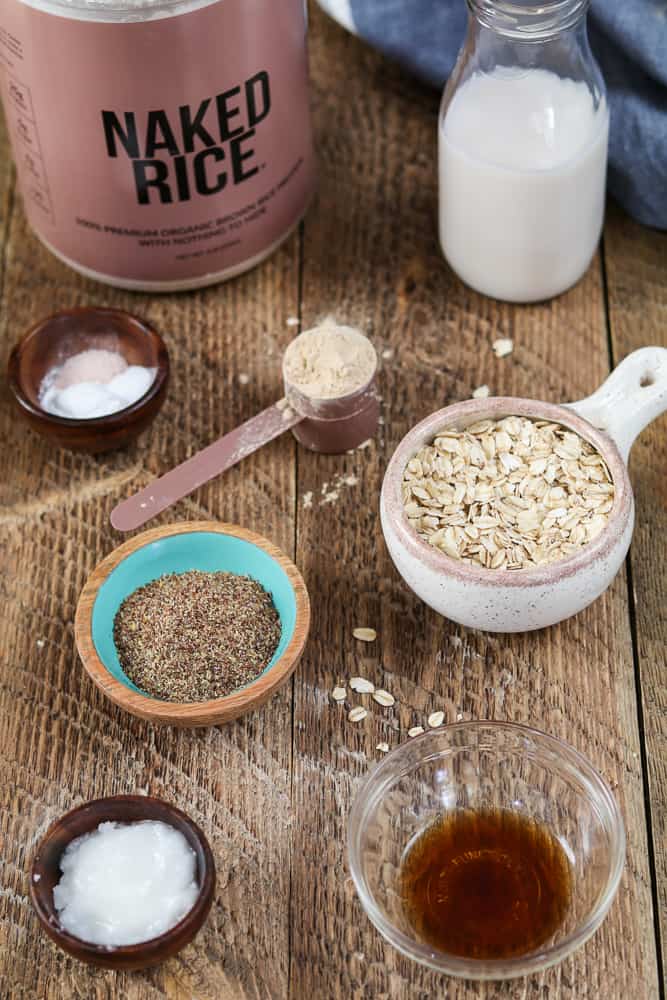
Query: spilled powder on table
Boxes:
[{"xmin": 302, "ymin": 473, "xmax": 359, "ymax": 508}]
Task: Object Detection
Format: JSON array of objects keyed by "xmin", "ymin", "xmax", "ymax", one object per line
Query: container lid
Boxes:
[{"xmin": 20, "ymin": 0, "xmax": 219, "ymax": 22}]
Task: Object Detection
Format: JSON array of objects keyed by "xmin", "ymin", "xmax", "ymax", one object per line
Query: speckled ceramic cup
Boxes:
[{"xmin": 381, "ymin": 348, "xmax": 667, "ymax": 632}]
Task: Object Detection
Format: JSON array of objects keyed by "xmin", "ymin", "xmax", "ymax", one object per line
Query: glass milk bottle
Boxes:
[{"xmin": 438, "ymin": 0, "xmax": 608, "ymax": 303}]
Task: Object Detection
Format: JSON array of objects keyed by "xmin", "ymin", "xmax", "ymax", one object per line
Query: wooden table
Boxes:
[{"xmin": 1, "ymin": 7, "xmax": 665, "ymax": 998}]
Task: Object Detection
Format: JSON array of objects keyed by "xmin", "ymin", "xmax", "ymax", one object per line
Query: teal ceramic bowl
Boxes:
[{"xmin": 75, "ymin": 521, "xmax": 310, "ymax": 726}]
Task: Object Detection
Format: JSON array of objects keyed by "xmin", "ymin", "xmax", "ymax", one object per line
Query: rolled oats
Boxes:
[
  {"xmin": 352, "ymin": 627, "xmax": 377, "ymax": 642},
  {"xmin": 408, "ymin": 726, "xmax": 425, "ymax": 738},
  {"xmin": 350, "ymin": 677, "xmax": 375, "ymax": 694},
  {"xmin": 492, "ymin": 338, "xmax": 514, "ymax": 358},
  {"xmin": 402, "ymin": 416, "xmax": 613, "ymax": 569},
  {"xmin": 472, "ymin": 385, "xmax": 490, "ymax": 399}
]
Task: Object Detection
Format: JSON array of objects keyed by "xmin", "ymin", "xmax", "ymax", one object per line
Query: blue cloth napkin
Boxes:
[{"xmin": 346, "ymin": 0, "xmax": 667, "ymax": 229}]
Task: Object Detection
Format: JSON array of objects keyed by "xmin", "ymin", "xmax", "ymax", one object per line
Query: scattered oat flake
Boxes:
[
  {"xmin": 238, "ymin": 373, "xmax": 250, "ymax": 385},
  {"xmin": 373, "ymin": 689, "xmax": 395, "ymax": 707},
  {"xmin": 331, "ymin": 686, "xmax": 346, "ymax": 702},
  {"xmin": 376, "ymin": 742, "xmax": 390, "ymax": 753},
  {"xmin": 353, "ymin": 627, "xmax": 377, "ymax": 642},
  {"xmin": 408, "ymin": 726, "xmax": 425, "ymax": 738},
  {"xmin": 357, "ymin": 439, "xmax": 373, "ymax": 450},
  {"xmin": 428, "ymin": 711, "xmax": 445, "ymax": 728},
  {"xmin": 382, "ymin": 348, "xmax": 394, "ymax": 360},
  {"xmin": 348, "ymin": 706, "xmax": 368, "ymax": 723},
  {"xmin": 302, "ymin": 491, "xmax": 313, "ymax": 509},
  {"xmin": 286, "ymin": 316, "xmax": 300, "ymax": 326},
  {"xmin": 492, "ymin": 338, "xmax": 514, "ymax": 358},
  {"xmin": 350, "ymin": 676, "xmax": 375, "ymax": 694},
  {"xmin": 36, "ymin": 639, "xmax": 45, "ymax": 649},
  {"xmin": 472, "ymin": 384, "xmax": 490, "ymax": 399}
]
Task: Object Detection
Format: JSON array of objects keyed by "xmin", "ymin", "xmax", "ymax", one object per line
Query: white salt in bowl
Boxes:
[
  {"xmin": 381, "ymin": 348, "xmax": 667, "ymax": 632},
  {"xmin": 7, "ymin": 306, "xmax": 169, "ymax": 453}
]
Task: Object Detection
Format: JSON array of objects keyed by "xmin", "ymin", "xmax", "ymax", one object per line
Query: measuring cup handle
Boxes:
[{"xmin": 566, "ymin": 347, "xmax": 667, "ymax": 463}]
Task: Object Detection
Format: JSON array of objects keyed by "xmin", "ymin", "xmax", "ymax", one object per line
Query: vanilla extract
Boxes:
[{"xmin": 400, "ymin": 808, "xmax": 572, "ymax": 960}]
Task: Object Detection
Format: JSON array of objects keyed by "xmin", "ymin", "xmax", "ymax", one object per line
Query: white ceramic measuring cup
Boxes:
[{"xmin": 381, "ymin": 348, "xmax": 667, "ymax": 632}]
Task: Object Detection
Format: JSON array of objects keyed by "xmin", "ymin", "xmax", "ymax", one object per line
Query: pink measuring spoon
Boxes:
[{"xmin": 111, "ymin": 335, "xmax": 379, "ymax": 532}]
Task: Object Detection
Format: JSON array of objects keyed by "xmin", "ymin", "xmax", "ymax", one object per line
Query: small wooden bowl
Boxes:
[
  {"xmin": 75, "ymin": 521, "xmax": 310, "ymax": 727},
  {"xmin": 7, "ymin": 306, "xmax": 169, "ymax": 453},
  {"xmin": 30, "ymin": 795, "xmax": 216, "ymax": 970}
]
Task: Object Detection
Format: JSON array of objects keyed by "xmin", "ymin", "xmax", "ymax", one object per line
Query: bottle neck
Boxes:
[{"xmin": 467, "ymin": 0, "xmax": 589, "ymax": 40}]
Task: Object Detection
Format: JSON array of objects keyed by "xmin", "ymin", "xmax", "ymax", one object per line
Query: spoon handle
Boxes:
[{"xmin": 111, "ymin": 401, "xmax": 302, "ymax": 532}]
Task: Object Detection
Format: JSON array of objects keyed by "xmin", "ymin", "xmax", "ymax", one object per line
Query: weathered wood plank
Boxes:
[
  {"xmin": 290, "ymin": 8, "xmax": 660, "ymax": 999},
  {"xmin": 604, "ymin": 201, "xmax": 667, "ymax": 978},
  {"xmin": 1, "ymin": 9, "xmax": 665, "ymax": 997},
  {"xmin": 0, "ymin": 101, "xmax": 300, "ymax": 997}
]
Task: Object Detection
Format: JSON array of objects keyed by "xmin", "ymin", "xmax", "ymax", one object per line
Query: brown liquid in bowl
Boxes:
[{"xmin": 400, "ymin": 808, "xmax": 572, "ymax": 960}]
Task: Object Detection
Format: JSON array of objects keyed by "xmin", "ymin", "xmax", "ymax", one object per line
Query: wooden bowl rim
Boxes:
[
  {"xmin": 74, "ymin": 521, "xmax": 311, "ymax": 726},
  {"xmin": 29, "ymin": 794, "xmax": 215, "ymax": 963},
  {"xmin": 7, "ymin": 306, "xmax": 170, "ymax": 429}
]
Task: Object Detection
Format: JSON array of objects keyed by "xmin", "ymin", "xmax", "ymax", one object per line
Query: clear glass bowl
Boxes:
[{"xmin": 348, "ymin": 721, "xmax": 625, "ymax": 980}]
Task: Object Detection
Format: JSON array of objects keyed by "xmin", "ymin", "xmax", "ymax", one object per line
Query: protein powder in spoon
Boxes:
[
  {"xmin": 111, "ymin": 319, "xmax": 380, "ymax": 531},
  {"xmin": 282, "ymin": 318, "xmax": 378, "ymax": 400}
]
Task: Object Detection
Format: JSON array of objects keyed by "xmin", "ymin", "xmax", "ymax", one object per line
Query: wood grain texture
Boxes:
[
  {"xmin": 0, "ymin": 4, "xmax": 664, "ymax": 999},
  {"xmin": 74, "ymin": 521, "xmax": 310, "ymax": 727},
  {"xmin": 603, "ymin": 201, "xmax": 667, "ymax": 977},
  {"xmin": 0, "ymin": 85, "xmax": 301, "ymax": 998},
  {"xmin": 290, "ymin": 8, "xmax": 661, "ymax": 1000}
]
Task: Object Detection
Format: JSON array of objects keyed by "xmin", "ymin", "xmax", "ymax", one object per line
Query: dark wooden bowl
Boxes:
[
  {"xmin": 30, "ymin": 795, "xmax": 215, "ymax": 970},
  {"xmin": 7, "ymin": 307, "xmax": 169, "ymax": 453}
]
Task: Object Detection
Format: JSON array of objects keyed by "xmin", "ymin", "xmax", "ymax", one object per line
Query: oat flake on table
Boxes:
[
  {"xmin": 350, "ymin": 676, "xmax": 375, "ymax": 694},
  {"xmin": 472, "ymin": 385, "xmax": 490, "ymax": 399},
  {"xmin": 353, "ymin": 627, "xmax": 377, "ymax": 642},
  {"xmin": 492, "ymin": 338, "xmax": 513, "ymax": 358}
]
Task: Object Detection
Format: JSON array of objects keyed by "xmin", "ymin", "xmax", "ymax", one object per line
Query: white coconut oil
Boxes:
[{"xmin": 53, "ymin": 820, "xmax": 199, "ymax": 946}]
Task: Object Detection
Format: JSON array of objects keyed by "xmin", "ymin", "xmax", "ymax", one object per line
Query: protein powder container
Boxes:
[{"xmin": 0, "ymin": 0, "xmax": 316, "ymax": 290}]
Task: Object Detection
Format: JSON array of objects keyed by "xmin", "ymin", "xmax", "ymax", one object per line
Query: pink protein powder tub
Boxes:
[{"xmin": 0, "ymin": 0, "xmax": 316, "ymax": 291}]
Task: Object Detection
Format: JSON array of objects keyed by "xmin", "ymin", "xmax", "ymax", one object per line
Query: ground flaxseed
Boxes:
[{"xmin": 113, "ymin": 570, "xmax": 282, "ymax": 703}]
